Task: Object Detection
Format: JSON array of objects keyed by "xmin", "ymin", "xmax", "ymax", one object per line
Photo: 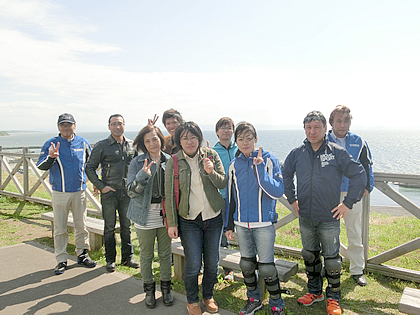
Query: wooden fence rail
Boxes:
[{"xmin": 1, "ymin": 146, "xmax": 419, "ymax": 282}]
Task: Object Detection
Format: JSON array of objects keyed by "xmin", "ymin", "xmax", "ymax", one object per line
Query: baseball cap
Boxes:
[{"xmin": 57, "ymin": 113, "xmax": 76, "ymax": 125}]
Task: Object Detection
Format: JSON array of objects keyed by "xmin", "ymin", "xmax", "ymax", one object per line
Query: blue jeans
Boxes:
[
  {"xmin": 101, "ymin": 189, "xmax": 133, "ymax": 263},
  {"xmin": 236, "ymin": 224, "xmax": 285, "ymax": 309},
  {"xmin": 178, "ymin": 213, "xmax": 223, "ymax": 303},
  {"xmin": 299, "ymin": 216, "xmax": 341, "ymax": 301}
]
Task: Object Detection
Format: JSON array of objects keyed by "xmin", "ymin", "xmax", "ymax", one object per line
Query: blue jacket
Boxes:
[
  {"xmin": 213, "ymin": 141, "xmax": 238, "ymax": 198},
  {"xmin": 37, "ymin": 134, "xmax": 91, "ymax": 193},
  {"xmin": 225, "ymin": 149, "xmax": 284, "ymax": 231},
  {"xmin": 126, "ymin": 151, "xmax": 170, "ymax": 226},
  {"xmin": 328, "ymin": 130, "xmax": 374, "ymax": 193},
  {"xmin": 282, "ymin": 137, "xmax": 367, "ymax": 222}
]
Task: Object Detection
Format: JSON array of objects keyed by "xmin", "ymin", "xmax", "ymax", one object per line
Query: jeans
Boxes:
[
  {"xmin": 178, "ymin": 213, "xmax": 223, "ymax": 303},
  {"xmin": 135, "ymin": 226, "xmax": 172, "ymax": 283},
  {"xmin": 299, "ymin": 216, "xmax": 341, "ymax": 301},
  {"xmin": 101, "ymin": 189, "xmax": 133, "ymax": 263},
  {"xmin": 236, "ymin": 224, "xmax": 285, "ymax": 309}
]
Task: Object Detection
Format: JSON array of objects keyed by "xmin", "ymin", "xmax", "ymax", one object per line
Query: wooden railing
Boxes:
[
  {"xmin": 0, "ymin": 146, "xmax": 101, "ymax": 216},
  {"xmin": 1, "ymin": 146, "xmax": 419, "ymax": 282}
]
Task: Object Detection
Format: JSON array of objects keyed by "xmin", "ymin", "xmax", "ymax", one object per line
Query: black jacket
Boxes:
[{"xmin": 86, "ymin": 135, "xmax": 137, "ymax": 191}]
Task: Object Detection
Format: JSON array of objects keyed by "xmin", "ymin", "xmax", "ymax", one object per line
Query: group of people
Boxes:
[{"xmin": 37, "ymin": 105, "xmax": 373, "ymax": 315}]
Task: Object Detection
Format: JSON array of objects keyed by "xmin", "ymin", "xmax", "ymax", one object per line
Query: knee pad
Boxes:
[
  {"xmin": 301, "ymin": 249, "xmax": 322, "ymax": 280},
  {"xmin": 258, "ymin": 262, "xmax": 281, "ymax": 300},
  {"xmin": 324, "ymin": 255, "xmax": 342, "ymax": 292},
  {"xmin": 240, "ymin": 256, "xmax": 258, "ymax": 291}
]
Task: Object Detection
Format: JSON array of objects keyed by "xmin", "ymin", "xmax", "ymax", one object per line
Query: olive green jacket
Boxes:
[{"xmin": 164, "ymin": 147, "xmax": 227, "ymax": 227}]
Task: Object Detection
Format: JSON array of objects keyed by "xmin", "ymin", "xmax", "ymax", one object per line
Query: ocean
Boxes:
[{"xmin": 1, "ymin": 129, "xmax": 419, "ymax": 207}]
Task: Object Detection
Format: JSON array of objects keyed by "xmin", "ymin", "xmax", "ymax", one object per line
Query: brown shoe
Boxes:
[
  {"xmin": 187, "ymin": 302, "xmax": 202, "ymax": 315},
  {"xmin": 203, "ymin": 298, "xmax": 218, "ymax": 313}
]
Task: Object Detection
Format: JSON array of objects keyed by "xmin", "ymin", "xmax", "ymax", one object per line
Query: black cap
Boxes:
[{"xmin": 57, "ymin": 113, "xmax": 76, "ymax": 125}]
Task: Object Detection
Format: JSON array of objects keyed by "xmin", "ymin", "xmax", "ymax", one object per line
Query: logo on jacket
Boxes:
[{"xmin": 320, "ymin": 153, "xmax": 335, "ymax": 167}]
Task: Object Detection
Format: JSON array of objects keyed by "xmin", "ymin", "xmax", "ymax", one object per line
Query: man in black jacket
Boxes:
[
  {"xmin": 86, "ymin": 114, "xmax": 139, "ymax": 272},
  {"xmin": 282, "ymin": 111, "xmax": 366, "ymax": 315}
]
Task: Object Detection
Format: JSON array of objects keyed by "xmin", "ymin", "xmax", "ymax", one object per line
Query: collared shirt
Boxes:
[
  {"xmin": 330, "ymin": 130, "xmax": 347, "ymax": 149},
  {"xmin": 183, "ymin": 151, "xmax": 220, "ymax": 221}
]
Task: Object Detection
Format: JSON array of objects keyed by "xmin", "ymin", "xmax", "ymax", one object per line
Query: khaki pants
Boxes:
[
  {"xmin": 341, "ymin": 191, "xmax": 365, "ymax": 275},
  {"xmin": 52, "ymin": 190, "xmax": 89, "ymax": 263}
]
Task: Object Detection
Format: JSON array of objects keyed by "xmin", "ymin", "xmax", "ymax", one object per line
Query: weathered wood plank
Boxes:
[
  {"xmin": 368, "ymin": 237, "xmax": 420, "ymax": 265},
  {"xmin": 399, "ymin": 287, "xmax": 420, "ymax": 314},
  {"xmin": 366, "ymin": 263, "xmax": 420, "ymax": 283},
  {"xmin": 375, "ymin": 182, "xmax": 420, "ymax": 219}
]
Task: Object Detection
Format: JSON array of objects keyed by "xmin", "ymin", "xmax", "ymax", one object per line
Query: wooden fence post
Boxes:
[{"xmin": 23, "ymin": 147, "xmax": 29, "ymax": 201}]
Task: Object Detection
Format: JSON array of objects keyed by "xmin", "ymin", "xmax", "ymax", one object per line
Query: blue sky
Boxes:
[{"xmin": 0, "ymin": 0, "xmax": 419, "ymax": 132}]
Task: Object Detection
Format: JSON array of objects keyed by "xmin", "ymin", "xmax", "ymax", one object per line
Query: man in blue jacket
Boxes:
[
  {"xmin": 282, "ymin": 111, "xmax": 366, "ymax": 315},
  {"xmin": 328, "ymin": 105, "xmax": 374, "ymax": 286},
  {"xmin": 37, "ymin": 113, "xmax": 96, "ymax": 275},
  {"xmin": 213, "ymin": 117, "xmax": 238, "ymax": 281}
]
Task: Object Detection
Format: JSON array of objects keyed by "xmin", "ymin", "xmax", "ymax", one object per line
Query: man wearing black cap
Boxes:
[{"xmin": 37, "ymin": 113, "xmax": 97, "ymax": 274}]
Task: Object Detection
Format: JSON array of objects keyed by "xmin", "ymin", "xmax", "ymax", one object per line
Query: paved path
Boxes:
[{"xmin": 0, "ymin": 241, "xmax": 235, "ymax": 315}]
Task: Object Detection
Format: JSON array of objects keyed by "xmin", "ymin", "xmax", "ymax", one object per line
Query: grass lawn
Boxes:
[{"xmin": 0, "ymin": 195, "xmax": 419, "ymax": 314}]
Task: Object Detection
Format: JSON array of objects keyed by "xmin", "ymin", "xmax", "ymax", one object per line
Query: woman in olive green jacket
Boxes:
[{"xmin": 165, "ymin": 121, "xmax": 226, "ymax": 315}]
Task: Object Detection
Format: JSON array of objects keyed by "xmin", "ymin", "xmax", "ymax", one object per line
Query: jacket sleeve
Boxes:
[
  {"xmin": 37, "ymin": 141, "xmax": 56, "ymax": 171},
  {"xmin": 164, "ymin": 156, "xmax": 178, "ymax": 227},
  {"xmin": 340, "ymin": 150, "xmax": 367, "ymax": 209},
  {"xmin": 204, "ymin": 149, "xmax": 227, "ymax": 189},
  {"xmin": 254, "ymin": 154, "xmax": 284, "ymax": 199},
  {"xmin": 224, "ymin": 163, "xmax": 236, "ymax": 231},
  {"xmin": 85, "ymin": 143, "xmax": 105, "ymax": 191},
  {"xmin": 281, "ymin": 149, "xmax": 298, "ymax": 205},
  {"xmin": 359, "ymin": 140, "xmax": 374, "ymax": 192},
  {"xmin": 126, "ymin": 159, "xmax": 151, "ymax": 197}
]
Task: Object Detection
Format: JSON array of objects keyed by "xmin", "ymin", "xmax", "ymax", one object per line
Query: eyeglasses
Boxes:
[
  {"xmin": 110, "ymin": 122, "xmax": 125, "ymax": 127},
  {"xmin": 220, "ymin": 126, "xmax": 233, "ymax": 130},
  {"xmin": 180, "ymin": 136, "xmax": 198, "ymax": 142}
]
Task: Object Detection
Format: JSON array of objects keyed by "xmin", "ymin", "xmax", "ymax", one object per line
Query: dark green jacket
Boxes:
[{"xmin": 164, "ymin": 147, "xmax": 227, "ymax": 227}]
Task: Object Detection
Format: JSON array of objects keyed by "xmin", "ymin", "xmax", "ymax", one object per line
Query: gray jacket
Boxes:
[{"xmin": 126, "ymin": 151, "xmax": 170, "ymax": 226}]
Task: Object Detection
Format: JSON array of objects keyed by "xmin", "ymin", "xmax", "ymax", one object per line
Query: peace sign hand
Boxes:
[
  {"xmin": 49, "ymin": 142, "xmax": 60, "ymax": 158},
  {"xmin": 148, "ymin": 114, "xmax": 159, "ymax": 126},
  {"xmin": 142, "ymin": 158, "xmax": 154, "ymax": 175},
  {"xmin": 253, "ymin": 147, "xmax": 263, "ymax": 165}
]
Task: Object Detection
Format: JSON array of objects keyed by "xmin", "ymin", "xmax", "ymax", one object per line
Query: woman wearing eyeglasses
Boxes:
[{"xmin": 165, "ymin": 121, "xmax": 227, "ymax": 315}]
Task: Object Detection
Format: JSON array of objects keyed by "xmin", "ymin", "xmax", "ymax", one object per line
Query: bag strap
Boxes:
[{"xmin": 172, "ymin": 154, "xmax": 180, "ymax": 209}]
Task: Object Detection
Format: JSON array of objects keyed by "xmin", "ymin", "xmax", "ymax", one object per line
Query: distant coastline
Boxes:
[{"xmin": 0, "ymin": 131, "xmax": 9, "ymax": 136}]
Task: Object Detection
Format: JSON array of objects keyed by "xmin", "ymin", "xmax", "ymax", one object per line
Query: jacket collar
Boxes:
[
  {"xmin": 138, "ymin": 151, "xmax": 170, "ymax": 163},
  {"xmin": 107, "ymin": 134, "xmax": 126, "ymax": 146}
]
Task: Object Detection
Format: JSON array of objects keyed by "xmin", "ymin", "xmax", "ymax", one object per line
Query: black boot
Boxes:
[
  {"xmin": 161, "ymin": 280, "xmax": 174, "ymax": 306},
  {"xmin": 143, "ymin": 281, "xmax": 156, "ymax": 308}
]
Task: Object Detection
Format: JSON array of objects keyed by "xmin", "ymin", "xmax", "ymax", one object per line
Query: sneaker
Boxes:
[
  {"xmin": 240, "ymin": 297, "xmax": 262, "ymax": 315},
  {"xmin": 187, "ymin": 302, "xmax": 202, "ymax": 315},
  {"xmin": 203, "ymin": 298, "xmax": 218, "ymax": 313},
  {"xmin": 271, "ymin": 306, "xmax": 285, "ymax": 315},
  {"xmin": 54, "ymin": 261, "xmax": 67, "ymax": 275},
  {"xmin": 106, "ymin": 262, "xmax": 116, "ymax": 272},
  {"xmin": 224, "ymin": 270, "xmax": 234, "ymax": 281},
  {"xmin": 327, "ymin": 299, "xmax": 342, "ymax": 315},
  {"xmin": 77, "ymin": 249, "xmax": 97, "ymax": 268},
  {"xmin": 297, "ymin": 293, "xmax": 324, "ymax": 306},
  {"xmin": 121, "ymin": 258, "xmax": 139, "ymax": 269}
]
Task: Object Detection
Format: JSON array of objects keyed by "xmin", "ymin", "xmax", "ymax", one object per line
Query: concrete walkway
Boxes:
[{"xmin": 0, "ymin": 241, "xmax": 235, "ymax": 315}]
